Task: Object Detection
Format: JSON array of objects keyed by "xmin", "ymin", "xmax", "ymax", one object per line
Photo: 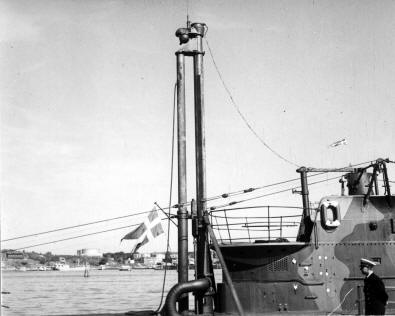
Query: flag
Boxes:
[
  {"xmin": 121, "ymin": 207, "xmax": 164, "ymax": 253},
  {"xmin": 329, "ymin": 138, "xmax": 347, "ymax": 147}
]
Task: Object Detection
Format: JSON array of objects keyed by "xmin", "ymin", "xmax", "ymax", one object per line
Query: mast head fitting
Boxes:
[
  {"xmin": 191, "ymin": 23, "xmax": 206, "ymax": 36},
  {"xmin": 175, "ymin": 28, "xmax": 190, "ymax": 44},
  {"xmin": 175, "ymin": 23, "xmax": 206, "ymax": 45}
]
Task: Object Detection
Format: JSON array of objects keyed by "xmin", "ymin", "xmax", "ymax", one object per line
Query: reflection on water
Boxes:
[{"xmin": 1, "ymin": 269, "xmax": 222, "ymax": 315}]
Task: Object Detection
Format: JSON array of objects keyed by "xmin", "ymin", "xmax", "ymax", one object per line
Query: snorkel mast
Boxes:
[{"xmin": 174, "ymin": 21, "xmax": 212, "ymax": 314}]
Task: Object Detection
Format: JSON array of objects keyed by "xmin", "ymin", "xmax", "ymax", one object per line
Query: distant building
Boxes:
[
  {"xmin": 77, "ymin": 249, "xmax": 103, "ymax": 257},
  {"xmin": 142, "ymin": 257, "xmax": 155, "ymax": 267},
  {"xmin": 154, "ymin": 253, "xmax": 165, "ymax": 261},
  {"xmin": 132, "ymin": 253, "xmax": 142, "ymax": 260}
]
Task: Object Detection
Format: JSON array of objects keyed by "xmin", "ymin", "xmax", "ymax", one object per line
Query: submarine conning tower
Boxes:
[
  {"xmin": 217, "ymin": 159, "xmax": 395, "ymax": 315},
  {"xmin": 296, "ymin": 158, "xmax": 393, "ymax": 243}
]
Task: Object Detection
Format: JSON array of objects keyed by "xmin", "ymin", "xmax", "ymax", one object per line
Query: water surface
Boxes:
[{"xmin": 2, "ymin": 269, "xmax": 222, "ymax": 315}]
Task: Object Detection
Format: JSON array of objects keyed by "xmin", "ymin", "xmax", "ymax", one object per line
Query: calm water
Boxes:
[{"xmin": 1, "ymin": 269, "xmax": 222, "ymax": 315}]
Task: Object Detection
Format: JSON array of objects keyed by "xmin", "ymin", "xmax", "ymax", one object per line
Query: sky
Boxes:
[{"xmin": 1, "ymin": 0, "xmax": 394, "ymax": 255}]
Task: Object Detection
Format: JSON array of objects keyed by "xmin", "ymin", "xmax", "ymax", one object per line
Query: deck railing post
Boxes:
[
  {"xmin": 280, "ymin": 216, "xmax": 283, "ymax": 238},
  {"xmin": 245, "ymin": 217, "xmax": 251, "ymax": 242},
  {"xmin": 268, "ymin": 206, "xmax": 270, "ymax": 241},
  {"xmin": 224, "ymin": 210, "xmax": 232, "ymax": 244}
]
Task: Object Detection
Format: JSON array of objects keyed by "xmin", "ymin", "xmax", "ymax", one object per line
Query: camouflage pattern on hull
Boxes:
[{"xmin": 217, "ymin": 195, "xmax": 395, "ymax": 314}]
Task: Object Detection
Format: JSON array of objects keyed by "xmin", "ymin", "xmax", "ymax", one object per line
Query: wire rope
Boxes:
[
  {"xmin": 203, "ymin": 159, "xmax": 386, "ymax": 203},
  {"xmin": 208, "ymin": 159, "xmax": 384, "ymax": 210},
  {"xmin": 155, "ymin": 82, "xmax": 177, "ymax": 313},
  {"xmin": 11, "ymin": 224, "xmax": 139, "ymax": 251},
  {"xmin": 205, "ymin": 38, "xmax": 300, "ymax": 168},
  {"xmin": 209, "ymin": 174, "xmax": 342, "ymax": 210},
  {"xmin": 1, "ymin": 209, "xmax": 154, "ymax": 243},
  {"xmin": 2, "ymin": 158, "xmax": 386, "ymax": 243}
]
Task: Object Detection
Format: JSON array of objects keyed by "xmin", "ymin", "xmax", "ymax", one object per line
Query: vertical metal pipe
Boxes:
[
  {"xmin": 192, "ymin": 22, "xmax": 212, "ymax": 314},
  {"xmin": 299, "ymin": 168, "xmax": 310, "ymax": 218},
  {"xmin": 373, "ymin": 171, "xmax": 379, "ymax": 195},
  {"xmin": 340, "ymin": 177, "xmax": 345, "ymax": 196},
  {"xmin": 193, "ymin": 29, "xmax": 206, "ymax": 229},
  {"xmin": 296, "ymin": 167, "xmax": 311, "ymax": 242},
  {"xmin": 363, "ymin": 165, "xmax": 378, "ymax": 206},
  {"xmin": 176, "ymin": 52, "xmax": 189, "ymax": 312},
  {"xmin": 382, "ymin": 161, "xmax": 392, "ymax": 207}
]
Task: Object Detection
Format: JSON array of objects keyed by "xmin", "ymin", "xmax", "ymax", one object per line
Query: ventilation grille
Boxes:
[{"xmin": 263, "ymin": 256, "xmax": 289, "ymax": 272}]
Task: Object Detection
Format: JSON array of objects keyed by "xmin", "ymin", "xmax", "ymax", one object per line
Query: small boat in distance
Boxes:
[
  {"xmin": 153, "ymin": 262, "xmax": 176, "ymax": 270},
  {"xmin": 53, "ymin": 263, "xmax": 89, "ymax": 271},
  {"xmin": 132, "ymin": 263, "xmax": 148, "ymax": 269},
  {"xmin": 119, "ymin": 265, "xmax": 131, "ymax": 271}
]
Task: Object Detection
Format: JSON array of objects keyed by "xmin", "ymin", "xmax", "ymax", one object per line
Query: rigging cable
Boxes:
[
  {"xmin": 1, "ymin": 209, "xmax": 154, "ymax": 243},
  {"xmin": 6, "ymin": 216, "xmax": 171, "ymax": 251},
  {"xmin": 156, "ymin": 202, "xmax": 178, "ymax": 227},
  {"xmin": 328, "ymin": 288, "xmax": 354, "ymax": 316},
  {"xmin": 173, "ymin": 159, "xmax": 383, "ymax": 207},
  {"xmin": 208, "ymin": 174, "xmax": 343, "ymax": 210},
  {"xmin": 155, "ymin": 82, "xmax": 177, "ymax": 313},
  {"xmin": 203, "ymin": 174, "xmax": 326, "ymax": 202},
  {"xmin": 11, "ymin": 224, "xmax": 139, "ymax": 251},
  {"xmin": 204, "ymin": 37, "xmax": 300, "ymax": 168},
  {"xmin": 3, "ymin": 159, "xmax": 386, "ymax": 243},
  {"xmin": 204, "ymin": 158, "xmax": 384, "ymax": 205}
]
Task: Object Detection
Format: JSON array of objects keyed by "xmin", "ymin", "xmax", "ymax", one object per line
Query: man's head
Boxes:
[{"xmin": 360, "ymin": 258, "xmax": 378, "ymax": 275}]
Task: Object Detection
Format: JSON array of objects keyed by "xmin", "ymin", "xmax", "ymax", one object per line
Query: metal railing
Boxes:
[{"xmin": 209, "ymin": 205, "xmax": 303, "ymax": 244}]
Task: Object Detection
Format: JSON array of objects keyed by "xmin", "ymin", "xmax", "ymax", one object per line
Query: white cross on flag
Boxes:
[{"xmin": 121, "ymin": 207, "xmax": 164, "ymax": 253}]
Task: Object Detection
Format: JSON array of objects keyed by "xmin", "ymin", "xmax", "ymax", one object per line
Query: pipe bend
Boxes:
[{"xmin": 164, "ymin": 278, "xmax": 210, "ymax": 316}]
